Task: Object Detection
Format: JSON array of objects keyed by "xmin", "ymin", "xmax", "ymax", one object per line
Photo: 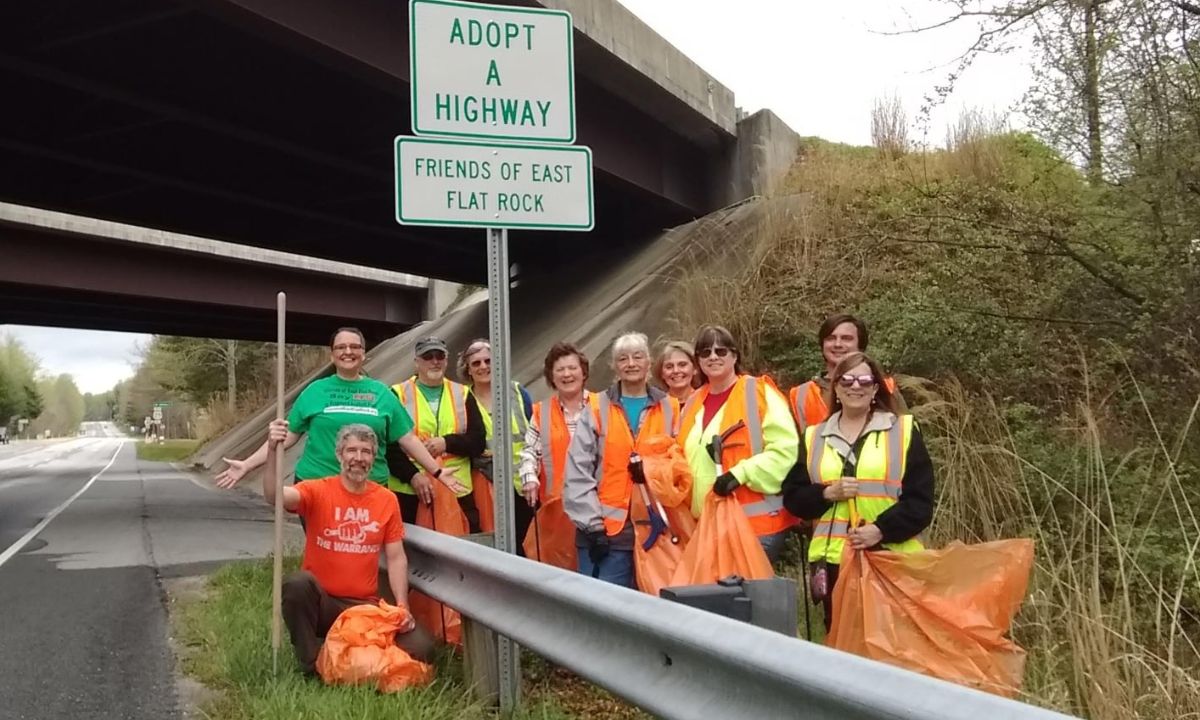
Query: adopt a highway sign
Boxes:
[
  {"xmin": 409, "ymin": 0, "xmax": 575, "ymax": 143},
  {"xmin": 394, "ymin": 136, "xmax": 593, "ymax": 231}
]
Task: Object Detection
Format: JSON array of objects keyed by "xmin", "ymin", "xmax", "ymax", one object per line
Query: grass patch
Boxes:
[
  {"xmin": 173, "ymin": 559, "xmax": 602, "ymax": 720},
  {"xmin": 137, "ymin": 439, "xmax": 201, "ymax": 462}
]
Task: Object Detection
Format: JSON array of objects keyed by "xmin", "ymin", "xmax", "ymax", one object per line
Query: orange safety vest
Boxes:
[
  {"xmin": 680, "ymin": 375, "xmax": 793, "ymax": 537},
  {"xmin": 531, "ymin": 393, "xmax": 599, "ymax": 502},
  {"xmin": 789, "ymin": 376, "xmax": 899, "ymax": 433},
  {"xmin": 593, "ymin": 392, "xmax": 679, "ymax": 537}
]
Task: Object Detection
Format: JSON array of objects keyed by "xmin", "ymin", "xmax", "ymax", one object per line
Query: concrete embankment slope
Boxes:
[{"xmin": 191, "ymin": 195, "xmax": 805, "ymax": 478}]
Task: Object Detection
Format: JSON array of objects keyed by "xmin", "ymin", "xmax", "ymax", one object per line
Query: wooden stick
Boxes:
[{"xmin": 272, "ymin": 291, "xmax": 286, "ymax": 676}]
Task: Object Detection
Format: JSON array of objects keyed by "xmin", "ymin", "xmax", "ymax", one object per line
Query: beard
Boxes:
[{"xmin": 343, "ymin": 463, "xmax": 370, "ymax": 482}]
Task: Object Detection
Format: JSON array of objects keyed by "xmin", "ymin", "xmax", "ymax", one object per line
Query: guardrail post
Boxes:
[{"xmin": 461, "ymin": 615, "xmax": 500, "ymax": 703}]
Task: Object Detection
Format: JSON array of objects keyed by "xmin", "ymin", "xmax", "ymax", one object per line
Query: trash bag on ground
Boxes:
[
  {"xmin": 523, "ymin": 495, "xmax": 577, "ymax": 571},
  {"xmin": 316, "ymin": 601, "xmax": 435, "ymax": 692},
  {"xmin": 828, "ymin": 539, "xmax": 1034, "ymax": 698},
  {"xmin": 668, "ymin": 494, "xmax": 773, "ymax": 587}
]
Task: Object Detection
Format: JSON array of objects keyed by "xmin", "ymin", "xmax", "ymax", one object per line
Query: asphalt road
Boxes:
[{"xmin": 0, "ymin": 425, "xmax": 298, "ymax": 720}]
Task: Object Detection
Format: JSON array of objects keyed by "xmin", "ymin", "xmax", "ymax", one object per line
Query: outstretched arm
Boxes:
[{"xmin": 216, "ymin": 429, "xmax": 300, "ymax": 488}]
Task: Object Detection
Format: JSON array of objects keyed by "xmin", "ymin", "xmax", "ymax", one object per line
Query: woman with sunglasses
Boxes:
[
  {"xmin": 216, "ymin": 328, "xmax": 454, "ymax": 501},
  {"xmin": 782, "ymin": 351, "xmax": 933, "ymax": 631},
  {"xmin": 457, "ymin": 339, "xmax": 535, "ymax": 541},
  {"xmin": 676, "ymin": 325, "xmax": 800, "ymax": 563}
]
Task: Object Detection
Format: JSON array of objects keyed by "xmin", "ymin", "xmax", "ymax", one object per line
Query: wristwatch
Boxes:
[{"xmin": 431, "ymin": 467, "xmax": 443, "ymax": 479}]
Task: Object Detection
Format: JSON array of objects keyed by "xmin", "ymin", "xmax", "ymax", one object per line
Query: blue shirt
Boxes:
[{"xmin": 619, "ymin": 394, "xmax": 650, "ymax": 437}]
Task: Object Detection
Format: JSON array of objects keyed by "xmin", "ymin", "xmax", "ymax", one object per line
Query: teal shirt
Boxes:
[
  {"xmin": 286, "ymin": 375, "xmax": 414, "ymax": 483},
  {"xmin": 619, "ymin": 395, "xmax": 650, "ymax": 437},
  {"xmin": 417, "ymin": 381, "xmax": 444, "ymax": 421}
]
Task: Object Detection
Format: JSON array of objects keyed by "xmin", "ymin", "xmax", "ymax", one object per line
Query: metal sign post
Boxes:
[
  {"xmin": 485, "ymin": 226, "xmax": 520, "ymax": 708},
  {"xmin": 400, "ymin": 1, "xmax": 593, "ymax": 712}
]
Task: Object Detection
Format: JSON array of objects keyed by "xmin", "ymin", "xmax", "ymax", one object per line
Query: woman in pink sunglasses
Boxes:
[{"xmin": 782, "ymin": 351, "xmax": 934, "ymax": 632}]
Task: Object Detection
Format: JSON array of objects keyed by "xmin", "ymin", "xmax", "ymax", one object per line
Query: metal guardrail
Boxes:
[{"xmin": 404, "ymin": 525, "xmax": 1079, "ymax": 720}]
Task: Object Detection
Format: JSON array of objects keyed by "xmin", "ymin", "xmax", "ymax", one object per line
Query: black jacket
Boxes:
[
  {"xmin": 384, "ymin": 386, "xmax": 486, "ymax": 481},
  {"xmin": 782, "ymin": 420, "xmax": 934, "ymax": 545}
]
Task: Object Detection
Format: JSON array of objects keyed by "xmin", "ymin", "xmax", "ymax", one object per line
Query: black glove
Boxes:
[
  {"xmin": 712, "ymin": 472, "xmax": 740, "ymax": 497},
  {"xmin": 586, "ymin": 529, "xmax": 610, "ymax": 565}
]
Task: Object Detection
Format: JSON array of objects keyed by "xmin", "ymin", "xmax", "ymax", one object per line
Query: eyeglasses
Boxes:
[
  {"xmin": 332, "ymin": 343, "xmax": 364, "ymax": 352},
  {"xmin": 697, "ymin": 346, "xmax": 731, "ymax": 359},
  {"xmin": 419, "ymin": 351, "xmax": 447, "ymax": 361},
  {"xmin": 469, "ymin": 357, "xmax": 491, "ymax": 368},
  {"xmin": 837, "ymin": 374, "xmax": 877, "ymax": 388}
]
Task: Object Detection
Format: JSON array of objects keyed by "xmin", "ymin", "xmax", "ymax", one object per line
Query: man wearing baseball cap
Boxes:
[{"xmin": 386, "ymin": 336, "xmax": 485, "ymax": 529}]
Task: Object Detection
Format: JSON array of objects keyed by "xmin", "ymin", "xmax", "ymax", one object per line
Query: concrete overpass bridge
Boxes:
[
  {"xmin": 0, "ymin": 201, "xmax": 437, "ymax": 344},
  {"xmin": 0, "ymin": 0, "xmax": 798, "ymax": 333}
]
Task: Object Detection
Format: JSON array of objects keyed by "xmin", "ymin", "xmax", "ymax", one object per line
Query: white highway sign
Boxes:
[
  {"xmin": 409, "ymin": 0, "xmax": 575, "ymax": 143},
  {"xmin": 394, "ymin": 136, "xmax": 593, "ymax": 231}
]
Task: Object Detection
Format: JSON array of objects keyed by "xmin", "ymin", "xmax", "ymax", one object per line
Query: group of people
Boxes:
[{"xmin": 216, "ymin": 313, "xmax": 935, "ymax": 675}]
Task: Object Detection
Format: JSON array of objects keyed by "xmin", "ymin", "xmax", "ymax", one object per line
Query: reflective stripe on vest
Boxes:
[
  {"xmin": 743, "ymin": 376, "xmax": 764, "ymax": 455},
  {"xmin": 741, "ymin": 494, "xmax": 785, "ymax": 517},
  {"xmin": 791, "ymin": 381, "xmax": 826, "ymax": 432},
  {"xmin": 812, "ymin": 518, "xmax": 850, "ymax": 538},
  {"xmin": 600, "ymin": 504, "xmax": 627, "ymax": 522},
  {"xmin": 533, "ymin": 403, "xmax": 553, "ymax": 495}
]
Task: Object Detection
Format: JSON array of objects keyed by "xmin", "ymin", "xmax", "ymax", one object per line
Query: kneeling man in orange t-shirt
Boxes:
[{"xmin": 260, "ymin": 418, "xmax": 433, "ymax": 676}]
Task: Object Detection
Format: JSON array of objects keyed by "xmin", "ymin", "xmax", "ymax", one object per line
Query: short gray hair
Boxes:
[
  {"xmin": 611, "ymin": 332, "xmax": 649, "ymax": 364},
  {"xmin": 335, "ymin": 424, "xmax": 378, "ymax": 452}
]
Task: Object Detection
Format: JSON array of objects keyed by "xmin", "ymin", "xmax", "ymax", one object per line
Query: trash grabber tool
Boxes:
[
  {"xmin": 532, "ymin": 503, "xmax": 543, "ymax": 562},
  {"xmin": 799, "ymin": 531, "xmax": 813, "ymax": 640},
  {"xmin": 709, "ymin": 419, "xmax": 746, "ymax": 476},
  {"xmin": 428, "ymin": 482, "xmax": 448, "ymax": 642},
  {"xmin": 271, "ymin": 291, "xmax": 286, "ymax": 677},
  {"xmin": 630, "ymin": 453, "xmax": 667, "ymax": 550}
]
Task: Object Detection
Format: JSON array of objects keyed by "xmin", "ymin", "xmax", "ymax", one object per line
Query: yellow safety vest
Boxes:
[
  {"xmin": 389, "ymin": 378, "xmax": 472, "ymax": 495},
  {"xmin": 806, "ymin": 414, "xmax": 923, "ymax": 564},
  {"xmin": 474, "ymin": 383, "xmax": 528, "ymax": 491}
]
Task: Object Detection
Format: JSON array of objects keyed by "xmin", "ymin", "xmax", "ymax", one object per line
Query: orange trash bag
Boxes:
[
  {"xmin": 632, "ymin": 436, "xmax": 696, "ymax": 595},
  {"xmin": 522, "ymin": 495, "xmax": 577, "ymax": 570},
  {"xmin": 668, "ymin": 494, "xmax": 773, "ymax": 587},
  {"xmin": 408, "ymin": 588, "xmax": 462, "ymax": 646},
  {"xmin": 413, "ymin": 479, "xmax": 466, "ymax": 645},
  {"xmin": 415, "ymin": 476, "xmax": 469, "ymax": 536},
  {"xmin": 316, "ymin": 601, "xmax": 435, "ymax": 693},
  {"xmin": 638, "ymin": 435, "xmax": 692, "ymax": 509},
  {"xmin": 828, "ymin": 539, "xmax": 1034, "ymax": 698}
]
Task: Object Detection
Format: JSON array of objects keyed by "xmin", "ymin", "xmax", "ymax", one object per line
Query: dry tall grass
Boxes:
[
  {"xmin": 915, "ymin": 375, "xmax": 1200, "ymax": 719},
  {"xmin": 663, "ymin": 120, "xmax": 1200, "ymax": 717}
]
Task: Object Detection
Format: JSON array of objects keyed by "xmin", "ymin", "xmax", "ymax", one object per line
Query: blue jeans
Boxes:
[
  {"xmin": 758, "ymin": 530, "xmax": 789, "ymax": 564},
  {"xmin": 577, "ymin": 547, "xmax": 635, "ymax": 588}
]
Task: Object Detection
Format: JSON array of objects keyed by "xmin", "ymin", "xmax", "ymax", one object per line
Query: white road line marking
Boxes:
[{"xmin": 0, "ymin": 441, "xmax": 126, "ymax": 569}]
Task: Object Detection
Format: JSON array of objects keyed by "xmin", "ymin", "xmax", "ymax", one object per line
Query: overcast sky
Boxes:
[
  {"xmin": 1, "ymin": 325, "xmax": 145, "ymax": 394},
  {"xmin": 6, "ymin": 1, "xmax": 1033, "ymax": 394}
]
